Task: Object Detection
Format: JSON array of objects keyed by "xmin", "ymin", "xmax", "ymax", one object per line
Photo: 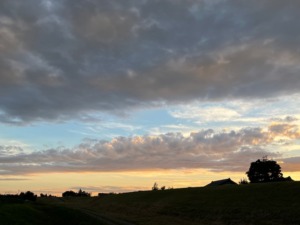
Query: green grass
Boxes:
[
  {"xmin": 0, "ymin": 201, "xmax": 105, "ymax": 225},
  {"xmin": 2, "ymin": 182, "xmax": 300, "ymax": 225},
  {"xmin": 60, "ymin": 181, "xmax": 300, "ymax": 225}
]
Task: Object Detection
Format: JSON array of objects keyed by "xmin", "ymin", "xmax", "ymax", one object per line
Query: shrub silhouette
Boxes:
[
  {"xmin": 239, "ymin": 178, "xmax": 249, "ymax": 185},
  {"xmin": 40, "ymin": 193, "xmax": 53, "ymax": 197}
]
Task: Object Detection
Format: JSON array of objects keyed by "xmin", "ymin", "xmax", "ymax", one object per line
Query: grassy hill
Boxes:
[
  {"xmin": 0, "ymin": 201, "xmax": 105, "ymax": 225},
  {"xmin": 2, "ymin": 182, "xmax": 300, "ymax": 225},
  {"xmin": 60, "ymin": 181, "xmax": 300, "ymax": 225}
]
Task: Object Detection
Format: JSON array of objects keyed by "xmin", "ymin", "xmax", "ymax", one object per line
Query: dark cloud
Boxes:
[
  {"xmin": 1, "ymin": 0, "xmax": 300, "ymax": 123},
  {"xmin": 69, "ymin": 185, "xmax": 142, "ymax": 193},
  {"xmin": 1, "ymin": 123, "xmax": 299, "ymax": 175}
]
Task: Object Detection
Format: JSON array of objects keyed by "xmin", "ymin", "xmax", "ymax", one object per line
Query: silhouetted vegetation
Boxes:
[
  {"xmin": 62, "ymin": 190, "xmax": 77, "ymax": 197},
  {"xmin": 58, "ymin": 182, "xmax": 300, "ymax": 225},
  {"xmin": 40, "ymin": 193, "xmax": 54, "ymax": 198},
  {"xmin": 246, "ymin": 157, "xmax": 293, "ymax": 183},
  {"xmin": 152, "ymin": 182, "xmax": 159, "ymax": 191},
  {"xmin": 239, "ymin": 178, "xmax": 249, "ymax": 185},
  {"xmin": 0, "ymin": 191, "xmax": 37, "ymax": 203},
  {"xmin": 62, "ymin": 189, "xmax": 90, "ymax": 197},
  {"xmin": 151, "ymin": 182, "xmax": 172, "ymax": 191},
  {"xmin": 19, "ymin": 191, "xmax": 37, "ymax": 201}
]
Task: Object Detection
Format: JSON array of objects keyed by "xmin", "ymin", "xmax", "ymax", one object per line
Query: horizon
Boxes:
[{"xmin": 1, "ymin": 0, "xmax": 300, "ymax": 195}]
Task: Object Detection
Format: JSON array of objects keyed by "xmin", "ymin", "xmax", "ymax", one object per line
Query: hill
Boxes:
[
  {"xmin": 2, "ymin": 182, "xmax": 300, "ymax": 225},
  {"xmin": 0, "ymin": 200, "xmax": 104, "ymax": 225},
  {"xmin": 59, "ymin": 181, "xmax": 300, "ymax": 225}
]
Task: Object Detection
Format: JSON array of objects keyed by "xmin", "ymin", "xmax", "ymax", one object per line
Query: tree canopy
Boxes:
[
  {"xmin": 62, "ymin": 189, "xmax": 90, "ymax": 197},
  {"xmin": 246, "ymin": 158, "xmax": 283, "ymax": 183}
]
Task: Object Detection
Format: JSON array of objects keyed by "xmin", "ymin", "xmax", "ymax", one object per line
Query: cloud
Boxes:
[
  {"xmin": 271, "ymin": 116, "xmax": 298, "ymax": 123},
  {"xmin": 269, "ymin": 123, "xmax": 300, "ymax": 139},
  {"xmin": 170, "ymin": 105, "xmax": 241, "ymax": 122},
  {"xmin": 1, "ymin": 123, "xmax": 299, "ymax": 175},
  {"xmin": 280, "ymin": 157, "xmax": 300, "ymax": 172},
  {"xmin": 69, "ymin": 185, "xmax": 146, "ymax": 194},
  {"xmin": 0, "ymin": 145, "xmax": 23, "ymax": 156},
  {"xmin": 0, "ymin": 178, "xmax": 29, "ymax": 181},
  {"xmin": 1, "ymin": 0, "xmax": 300, "ymax": 124}
]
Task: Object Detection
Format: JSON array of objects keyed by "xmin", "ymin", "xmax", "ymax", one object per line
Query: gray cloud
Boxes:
[
  {"xmin": 1, "ymin": 0, "xmax": 300, "ymax": 123},
  {"xmin": 69, "ymin": 185, "xmax": 144, "ymax": 194},
  {"xmin": 280, "ymin": 157, "xmax": 300, "ymax": 172},
  {"xmin": 0, "ymin": 145, "xmax": 23, "ymax": 156},
  {"xmin": 0, "ymin": 178, "xmax": 29, "ymax": 181},
  {"xmin": 1, "ymin": 123, "xmax": 299, "ymax": 175},
  {"xmin": 271, "ymin": 116, "xmax": 298, "ymax": 123}
]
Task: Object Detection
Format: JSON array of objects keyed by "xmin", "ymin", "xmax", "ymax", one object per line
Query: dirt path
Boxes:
[{"xmin": 78, "ymin": 208, "xmax": 137, "ymax": 225}]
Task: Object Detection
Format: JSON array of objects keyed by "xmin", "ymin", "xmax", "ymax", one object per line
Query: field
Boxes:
[
  {"xmin": 0, "ymin": 201, "xmax": 104, "ymax": 225},
  {"xmin": 1, "ymin": 182, "xmax": 300, "ymax": 225}
]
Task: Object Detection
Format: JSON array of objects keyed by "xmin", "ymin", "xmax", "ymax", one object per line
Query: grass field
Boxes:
[
  {"xmin": 1, "ymin": 182, "xmax": 300, "ymax": 225},
  {"xmin": 0, "ymin": 201, "xmax": 105, "ymax": 225},
  {"xmin": 59, "ymin": 181, "xmax": 300, "ymax": 225}
]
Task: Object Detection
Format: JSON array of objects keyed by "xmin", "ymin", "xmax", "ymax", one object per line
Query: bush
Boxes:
[{"xmin": 239, "ymin": 178, "xmax": 249, "ymax": 185}]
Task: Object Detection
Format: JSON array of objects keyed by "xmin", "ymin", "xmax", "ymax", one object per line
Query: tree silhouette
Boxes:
[
  {"xmin": 62, "ymin": 190, "xmax": 77, "ymax": 197},
  {"xmin": 19, "ymin": 191, "xmax": 37, "ymax": 201},
  {"xmin": 246, "ymin": 158, "xmax": 283, "ymax": 183},
  {"xmin": 152, "ymin": 182, "xmax": 159, "ymax": 191},
  {"xmin": 62, "ymin": 189, "xmax": 91, "ymax": 197},
  {"xmin": 77, "ymin": 189, "xmax": 91, "ymax": 197}
]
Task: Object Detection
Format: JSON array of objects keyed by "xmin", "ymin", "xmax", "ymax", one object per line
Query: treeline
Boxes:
[
  {"xmin": 0, "ymin": 191, "xmax": 37, "ymax": 203},
  {"xmin": 0, "ymin": 189, "xmax": 93, "ymax": 201},
  {"xmin": 62, "ymin": 189, "xmax": 91, "ymax": 197}
]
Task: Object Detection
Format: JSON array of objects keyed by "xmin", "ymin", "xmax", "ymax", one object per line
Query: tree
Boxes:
[
  {"xmin": 62, "ymin": 189, "xmax": 90, "ymax": 197},
  {"xmin": 62, "ymin": 190, "xmax": 77, "ymax": 197},
  {"xmin": 19, "ymin": 191, "xmax": 37, "ymax": 201},
  {"xmin": 152, "ymin": 182, "xmax": 159, "ymax": 191},
  {"xmin": 246, "ymin": 158, "xmax": 283, "ymax": 183},
  {"xmin": 77, "ymin": 189, "xmax": 91, "ymax": 197}
]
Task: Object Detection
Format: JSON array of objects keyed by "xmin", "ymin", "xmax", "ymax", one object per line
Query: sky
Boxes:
[{"xmin": 1, "ymin": 0, "xmax": 300, "ymax": 195}]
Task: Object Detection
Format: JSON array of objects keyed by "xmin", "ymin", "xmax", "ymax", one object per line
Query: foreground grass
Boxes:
[
  {"xmin": 0, "ymin": 201, "xmax": 105, "ymax": 225},
  {"xmin": 59, "ymin": 181, "xmax": 300, "ymax": 225}
]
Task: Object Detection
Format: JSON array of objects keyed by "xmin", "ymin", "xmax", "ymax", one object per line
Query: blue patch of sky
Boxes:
[
  {"xmin": 83, "ymin": 108, "xmax": 181, "ymax": 138},
  {"xmin": 2, "ymin": 96, "xmax": 299, "ymax": 150},
  {"xmin": 0, "ymin": 122, "xmax": 86, "ymax": 150},
  {"xmin": 0, "ymin": 108, "xmax": 181, "ymax": 150},
  {"xmin": 131, "ymin": 108, "xmax": 177, "ymax": 129}
]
